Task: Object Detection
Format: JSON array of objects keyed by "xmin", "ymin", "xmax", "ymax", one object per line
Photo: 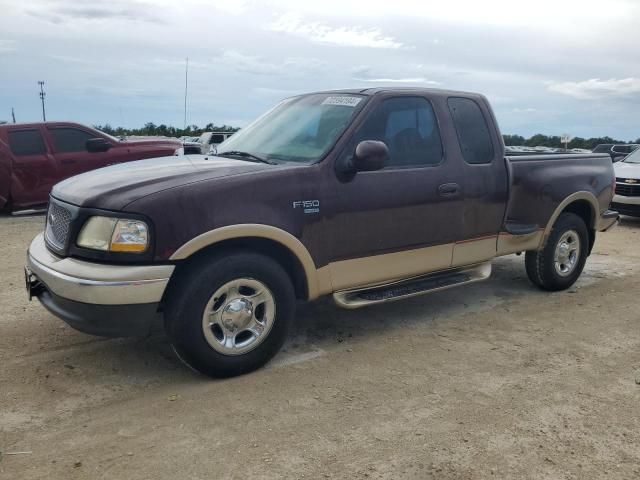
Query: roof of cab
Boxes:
[
  {"xmin": 307, "ymin": 87, "xmax": 483, "ymax": 98},
  {"xmin": 0, "ymin": 121, "xmax": 89, "ymax": 130}
]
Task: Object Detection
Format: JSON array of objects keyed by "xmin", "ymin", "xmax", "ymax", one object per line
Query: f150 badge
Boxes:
[{"xmin": 293, "ymin": 200, "xmax": 320, "ymax": 214}]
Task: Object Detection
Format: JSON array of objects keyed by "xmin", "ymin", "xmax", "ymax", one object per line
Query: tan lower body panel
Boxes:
[
  {"xmin": 451, "ymin": 236, "xmax": 497, "ymax": 267},
  {"xmin": 324, "ymin": 243, "xmax": 454, "ymax": 293},
  {"xmin": 314, "ymin": 232, "xmax": 543, "ymax": 299},
  {"xmin": 496, "ymin": 230, "xmax": 544, "ymax": 256}
]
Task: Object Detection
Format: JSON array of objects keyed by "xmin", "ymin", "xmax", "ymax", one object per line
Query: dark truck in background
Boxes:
[
  {"xmin": 25, "ymin": 88, "xmax": 618, "ymax": 378},
  {"xmin": 0, "ymin": 122, "xmax": 181, "ymax": 212}
]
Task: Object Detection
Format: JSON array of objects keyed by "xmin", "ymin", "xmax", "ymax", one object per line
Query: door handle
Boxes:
[
  {"xmin": 438, "ymin": 183, "xmax": 460, "ymax": 197},
  {"xmin": 60, "ymin": 159, "xmax": 76, "ymax": 165}
]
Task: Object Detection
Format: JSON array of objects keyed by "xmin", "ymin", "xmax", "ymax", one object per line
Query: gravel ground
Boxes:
[{"xmin": 1, "ymin": 214, "xmax": 639, "ymax": 479}]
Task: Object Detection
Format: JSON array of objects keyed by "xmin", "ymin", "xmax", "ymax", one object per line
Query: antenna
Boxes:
[
  {"xmin": 183, "ymin": 57, "xmax": 189, "ymax": 130},
  {"xmin": 38, "ymin": 81, "xmax": 46, "ymax": 121},
  {"xmin": 11, "ymin": 107, "xmax": 16, "ymax": 123}
]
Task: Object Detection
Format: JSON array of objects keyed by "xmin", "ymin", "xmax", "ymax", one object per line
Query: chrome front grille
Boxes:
[
  {"xmin": 615, "ymin": 182, "xmax": 640, "ymax": 197},
  {"xmin": 45, "ymin": 201, "xmax": 73, "ymax": 250}
]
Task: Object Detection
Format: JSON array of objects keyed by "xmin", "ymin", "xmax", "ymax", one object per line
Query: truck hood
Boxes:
[
  {"xmin": 614, "ymin": 161, "xmax": 640, "ymax": 180},
  {"xmin": 52, "ymin": 155, "xmax": 276, "ymax": 210}
]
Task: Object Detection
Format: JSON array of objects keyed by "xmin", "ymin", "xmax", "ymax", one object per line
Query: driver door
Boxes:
[
  {"xmin": 324, "ymin": 95, "xmax": 465, "ymax": 290},
  {"xmin": 45, "ymin": 126, "xmax": 114, "ymax": 179}
]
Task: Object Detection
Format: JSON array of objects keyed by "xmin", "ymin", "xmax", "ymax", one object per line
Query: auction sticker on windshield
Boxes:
[{"xmin": 321, "ymin": 96, "xmax": 362, "ymax": 107}]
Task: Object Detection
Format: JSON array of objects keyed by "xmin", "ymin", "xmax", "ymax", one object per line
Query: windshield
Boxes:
[
  {"xmin": 95, "ymin": 129, "xmax": 121, "ymax": 143},
  {"xmin": 623, "ymin": 148, "xmax": 640, "ymax": 164},
  {"xmin": 216, "ymin": 93, "xmax": 366, "ymax": 164}
]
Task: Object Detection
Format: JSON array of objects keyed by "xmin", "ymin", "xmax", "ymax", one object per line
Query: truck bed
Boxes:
[{"xmin": 504, "ymin": 153, "xmax": 614, "ymax": 232}]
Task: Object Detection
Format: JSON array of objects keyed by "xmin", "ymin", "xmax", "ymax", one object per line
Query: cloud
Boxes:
[
  {"xmin": 216, "ymin": 50, "xmax": 326, "ymax": 76},
  {"xmin": 0, "ymin": 40, "xmax": 16, "ymax": 53},
  {"xmin": 26, "ymin": 1, "xmax": 164, "ymax": 24},
  {"xmin": 269, "ymin": 13, "xmax": 403, "ymax": 49},
  {"xmin": 47, "ymin": 54, "xmax": 90, "ymax": 64},
  {"xmin": 352, "ymin": 66, "xmax": 439, "ymax": 84},
  {"xmin": 547, "ymin": 78, "xmax": 640, "ymax": 99},
  {"xmin": 212, "ymin": 0, "xmax": 248, "ymax": 15},
  {"xmin": 356, "ymin": 77, "xmax": 438, "ymax": 84}
]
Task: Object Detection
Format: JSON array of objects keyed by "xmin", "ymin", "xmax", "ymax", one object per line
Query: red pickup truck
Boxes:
[{"xmin": 0, "ymin": 122, "xmax": 181, "ymax": 212}]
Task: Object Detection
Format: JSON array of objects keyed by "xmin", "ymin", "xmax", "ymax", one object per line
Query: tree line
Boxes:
[
  {"xmin": 94, "ymin": 122, "xmax": 636, "ymax": 149},
  {"xmin": 503, "ymin": 134, "xmax": 639, "ymax": 149},
  {"xmin": 94, "ymin": 122, "xmax": 239, "ymax": 138}
]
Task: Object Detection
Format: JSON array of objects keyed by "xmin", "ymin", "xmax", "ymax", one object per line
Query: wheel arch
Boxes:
[
  {"xmin": 168, "ymin": 225, "xmax": 324, "ymax": 300},
  {"xmin": 541, "ymin": 192, "xmax": 598, "ymax": 251}
]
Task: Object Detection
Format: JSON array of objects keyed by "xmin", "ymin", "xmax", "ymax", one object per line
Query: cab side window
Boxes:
[
  {"xmin": 447, "ymin": 97, "xmax": 494, "ymax": 164},
  {"xmin": 354, "ymin": 97, "xmax": 443, "ymax": 168},
  {"xmin": 211, "ymin": 134, "xmax": 226, "ymax": 144},
  {"xmin": 8, "ymin": 129, "xmax": 46, "ymax": 156},
  {"xmin": 48, "ymin": 128, "xmax": 96, "ymax": 153}
]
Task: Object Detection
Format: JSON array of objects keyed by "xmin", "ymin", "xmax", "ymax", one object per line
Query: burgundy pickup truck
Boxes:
[
  {"xmin": 25, "ymin": 88, "xmax": 618, "ymax": 378},
  {"xmin": 0, "ymin": 122, "xmax": 181, "ymax": 212}
]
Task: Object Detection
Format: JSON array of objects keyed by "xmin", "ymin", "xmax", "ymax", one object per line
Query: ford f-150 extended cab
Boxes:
[
  {"xmin": 0, "ymin": 122, "xmax": 181, "ymax": 212},
  {"xmin": 25, "ymin": 88, "xmax": 619, "ymax": 378}
]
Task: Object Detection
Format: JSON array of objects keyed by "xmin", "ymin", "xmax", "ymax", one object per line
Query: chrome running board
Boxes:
[{"xmin": 333, "ymin": 261, "xmax": 492, "ymax": 309}]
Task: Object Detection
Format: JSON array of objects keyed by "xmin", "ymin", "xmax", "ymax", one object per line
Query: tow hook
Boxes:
[{"xmin": 24, "ymin": 266, "xmax": 44, "ymax": 301}]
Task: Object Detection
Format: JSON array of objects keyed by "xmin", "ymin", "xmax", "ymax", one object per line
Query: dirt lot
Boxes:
[{"xmin": 1, "ymin": 215, "xmax": 639, "ymax": 479}]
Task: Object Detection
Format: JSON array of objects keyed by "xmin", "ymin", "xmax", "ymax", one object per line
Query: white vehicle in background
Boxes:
[
  {"xmin": 611, "ymin": 144, "xmax": 639, "ymax": 162},
  {"xmin": 612, "ymin": 148, "xmax": 640, "ymax": 217},
  {"xmin": 197, "ymin": 131, "xmax": 235, "ymax": 154},
  {"xmin": 180, "ymin": 131, "xmax": 235, "ymax": 155}
]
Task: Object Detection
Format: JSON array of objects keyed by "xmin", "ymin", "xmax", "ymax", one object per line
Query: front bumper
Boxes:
[
  {"xmin": 612, "ymin": 194, "xmax": 640, "ymax": 217},
  {"xmin": 26, "ymin": 233, "xmax": 174, "ymax": 337}
]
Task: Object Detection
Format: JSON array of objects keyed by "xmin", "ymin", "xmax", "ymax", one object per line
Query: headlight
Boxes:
[{"xmin": 77, "ymin": 216, "xmax": 149, "ymax": 253}]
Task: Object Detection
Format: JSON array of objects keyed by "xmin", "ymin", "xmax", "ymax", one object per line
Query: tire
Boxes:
[
  {"xmin": 165, "ymin": 251, "xmax": 295, "ymax": 378},
  {"xmin": 525, "ymin": 212, "xmax": 589, "ymax": 291}
]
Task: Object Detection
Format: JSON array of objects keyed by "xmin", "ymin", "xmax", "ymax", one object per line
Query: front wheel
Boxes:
[
  {"xmin": 525, "ymin": 212, "xmax": 589, "ymax": 291},
  {"xmin": 165, "ymin": 251, "xmax": 295, "ymax": 378}
]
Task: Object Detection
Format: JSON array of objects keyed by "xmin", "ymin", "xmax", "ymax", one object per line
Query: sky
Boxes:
[{"xmin": 1, "ymin": 0, "xmax": 639, "ymax": 139}]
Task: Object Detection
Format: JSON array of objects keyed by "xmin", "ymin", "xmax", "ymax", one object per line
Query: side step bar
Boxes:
[{"xmin": 333, "ymin": 262, "xmax": 492, "ymax": 309}]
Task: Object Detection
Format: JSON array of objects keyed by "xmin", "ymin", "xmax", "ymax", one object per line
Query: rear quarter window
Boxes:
[
  {"xmin": 8, "ymin": 129, "xmax": 46, "ymax": 156},
  {"xmin": 447, "ymin": 97, "xmax": 494, "ymax": 164}
]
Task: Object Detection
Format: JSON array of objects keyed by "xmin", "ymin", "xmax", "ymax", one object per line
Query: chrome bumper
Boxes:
[{"xmin": 26, "ymin": 233, "xmax": 174, "ymax": 305}]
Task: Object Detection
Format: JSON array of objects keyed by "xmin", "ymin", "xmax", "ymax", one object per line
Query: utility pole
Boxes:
[
  {"xmin": 183, "ymin": 58, "xmax": 189, "ymax": 130},
  {"xmin": 38, "ymin": 81, "xmax": 46, "ymax": 121},
  {"xmin": 11, "ymin": 107, "xmax": 16, "ymax": 123}
]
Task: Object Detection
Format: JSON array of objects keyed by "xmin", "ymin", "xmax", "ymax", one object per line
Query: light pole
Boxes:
[
  {"xmin": 38, "ymin": 81, "xmax": 46, "ymax": 121},
  {"xmin": 183, "ymin": 58, "xmax": 189, "ymax": 130}
]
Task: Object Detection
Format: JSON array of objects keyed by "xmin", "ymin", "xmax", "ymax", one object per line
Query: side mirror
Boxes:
[
  {"xmin": 86, "ymin": 138, "xmax": 112, "ymax": 153},
  {"xmin": 351, "ymin": 140, "xmax": 388, "ymax": 172}
]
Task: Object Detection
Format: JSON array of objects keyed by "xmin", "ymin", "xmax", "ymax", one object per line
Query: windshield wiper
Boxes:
[{"xmin": 217, "ymin": 150, "xmax": 277, "ymax": 165}]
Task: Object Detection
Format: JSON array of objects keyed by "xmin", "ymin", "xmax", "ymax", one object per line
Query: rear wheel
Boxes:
[
  {"xmin": 525, "ymin": 212, "xmax": 588, "ymax": 291},
  {"xmin": 165, "ymin": 251, "xmax": 295, "ymax": 378}
]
